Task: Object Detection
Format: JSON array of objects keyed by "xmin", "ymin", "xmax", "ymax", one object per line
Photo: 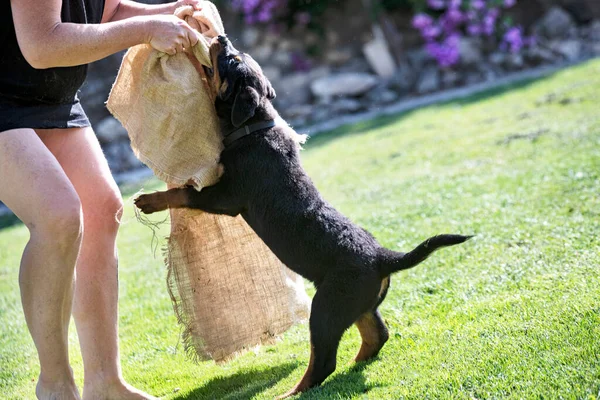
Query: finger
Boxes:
[
  {"xmin": 176, "ymin": 43, "xmax": 185, "ymax": 53},
  {"xmin": 189, "ymin": 31, "xmax": 201, "ymax": 47},
  {"xmin": 192, "ymin": 0, "xmax": 203, "ymax": 10},
  {"xmin": 167, "ymin": 46, "xmax": 177, "ymax": 56}
]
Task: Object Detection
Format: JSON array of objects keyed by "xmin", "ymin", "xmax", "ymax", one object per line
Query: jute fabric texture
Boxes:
[{"xmin": 107, "ymin": 2, "xmax": 310, "ymax": 361}]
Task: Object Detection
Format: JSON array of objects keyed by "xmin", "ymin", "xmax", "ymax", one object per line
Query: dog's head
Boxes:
[{"xmin": 206, "ymin": 35, "xmax": 276, "ymax": 128}]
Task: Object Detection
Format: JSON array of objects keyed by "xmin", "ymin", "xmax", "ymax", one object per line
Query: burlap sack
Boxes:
[{"xmin": 107, "ymin": 2, "xmax": 310, "ymax": 361}]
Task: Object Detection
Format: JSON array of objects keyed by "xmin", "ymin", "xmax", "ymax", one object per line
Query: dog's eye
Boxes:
[{"xmin": 205, "ymin": 67, "xmax": 214, "ymax": 77}]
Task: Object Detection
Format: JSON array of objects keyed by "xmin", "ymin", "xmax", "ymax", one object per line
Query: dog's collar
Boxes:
[{"xmin": 223, "ymin": 120, "xmax": 276, "ymax": 147}]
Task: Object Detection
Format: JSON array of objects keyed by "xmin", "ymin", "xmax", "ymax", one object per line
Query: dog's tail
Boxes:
[{"xmin": 378, "ymin": 234, "xmax": 472, "ymax": 278}]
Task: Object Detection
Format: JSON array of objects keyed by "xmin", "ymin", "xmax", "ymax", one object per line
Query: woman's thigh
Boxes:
[
  {"xmin": 35, "ymin": 127, "xmax": 123, "ymax": 225},
  {"xmin": 0, "ymin": 128, "xmax": 81, "ymax": 230}
]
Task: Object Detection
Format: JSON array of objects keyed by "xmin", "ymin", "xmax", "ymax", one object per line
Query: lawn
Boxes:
[{"xmin": 1, "ymin": 59, "xmax": 599, "ymax": 399}]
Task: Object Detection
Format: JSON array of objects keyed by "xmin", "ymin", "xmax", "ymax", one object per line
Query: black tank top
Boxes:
[{"xmin": 0, "ymin": 0, "xmax": 106, "ymax": 131}]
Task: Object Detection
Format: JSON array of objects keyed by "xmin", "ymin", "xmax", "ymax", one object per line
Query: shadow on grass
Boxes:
[
  {"xmin": 296, "ymin": 359, "xmax": 383, "ymax": 400},
  {"xmin": 173, "ymin": 362, "xmax": 297, "ymax": 400}
]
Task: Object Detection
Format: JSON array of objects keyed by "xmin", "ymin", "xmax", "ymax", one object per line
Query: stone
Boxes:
[
  {"xmin": 241, "ymin": 27, "xmax": 260, "ymax": 48},
  {"xmin": 589, "ymin": 20, "xmax": 600, "ymax": 42},
  {"xmin": 330, "ymin": 98, "xmax": 363, "ymax": 114},
  {"xmin": 251, "ymin": 44, "xmax": 273, "ymax": 64},
  {"xmin": 465, "ymin": 71, "xmax": 483, "ymax": 86},
  {"xmin": 284, "ymin": 104, "xmax": 314, "ymax": 119},
  {"xmin": 95, "ymin": 116, "xmax": 128, "ymax": 144},
  {"xmin": 552, "ymin": 39, "xmax": 582, "ymax": 61},
  {"xmin": 366, "ymin": 88, "xmax": 399, "ymax": 105},
  {"xmin": 388, "ymin": 62, "xmax": 416, "ymax": 93},
  {"xmin": 441, "ymin": 70, "xmax": 462, "ymax": 88},
  {"xmin": 406, "ymin": 48, "xmax": 435, "ymax": 72},
  {"xmin": 504, "ymin": 53, "xmax": 525, "ymax": 70},
  {"xmin": 274, "ymin": 72, "xmax": 313, "ymax": 108},
  {"xmin": 261, "ymin": 66, "xmax": 282, "ymax": 84},
  {"xmin": 310, "ymin": 73, "xmax": 378, "ymax": 98},
  {"xmin": 489, "ymin": 52, "xmax": 506, "ymax": 66},
  {"xmin": 416, "ymin": 66, "xmax": 440, "ymax": 94},
  {"xmin": 459, "ymin": 37, "xmax": 483, "ymax": 66},
  {"xmin": 535, "ymin": 7, "xmax": 576, "ymax": 39},
  {"xmin": 324, "ymin": 48, "xmax": 355, "ymax": 67},
  {"xmin": 525, "ymin": 46, "xmax": 558, "ymax": 65}
]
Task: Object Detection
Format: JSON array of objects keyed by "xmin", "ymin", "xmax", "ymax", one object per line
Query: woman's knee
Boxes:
[
  {"xmin": 83, "ymin": 184, "xmax": 124, "ymax": 231},
  {"xmin": 34, "ymin": 189, "xmax": 83, "ymax": 250}
]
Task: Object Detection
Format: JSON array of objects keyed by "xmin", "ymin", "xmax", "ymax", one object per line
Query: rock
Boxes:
[
  {"xmin": 441, "ymin": 70, "xmax": 462, "ymax": 88},
  {"xmin": 366, "ymin": 88, "xmax": 399, "ymax": 105},
  {"xmin": 251, "ymin": 44, "xmax": 273, "ymax": 64},
  {"xmin": 416, "ymin": 66, "xmax": 440, "ymax": 94},
  {"xmin": 330, "ymin": 98, "xmax": 363, "ymax": 114},
  {"xmin": 561, "ymin": 0, "xmax": 597, "ymax": 24},
  {"xmin": 406, "ymin": 48, "xmax": 435, "ymax": 72},
  {"xmin": 551, "ymin": 39, "xmax": 582, "ymax": 60},
  {"xmin": 388, "ymin": 62, "xmax": 416, "ymax": 93},
  {"xmin": 504, "ymin": 53, "xmax": 525, "ymax": 70},
  {"xmin": 459, "ymin": 38, "xmax": 483, "ymax": 66},
  {"xmin": 274, "ymin": 72, "xmax": 312, "ymax": 108},
  {"xmin": 525, "ymin": 46, "xmax": 558, "ymax": 65},
  {"xmin": 284, "ymin": 104, "xmax": 314, "ymax": 119},
  {"xmin": 241, "ymin": 27, "xmax": 260, "ymax": 48},
  {"xmin": 312, "ymin": 106, "xmax": 334, "ymax": 123},
  {"xmin": 535, "ymin": 7, "xmax": 576, "ymax": 39},
  {"xmin": 489, "ymin": 52, "xmax": 506, "ymax": 66},
  {"xmin": 261, "ymin": 66, "xmax": 282, "ymax": 84},
  {"xmin": 310, "ymin": 73, "xmax": 378, "ymax": 98},
  {"xmin": 465, "ymin": 71, "xmax": 483, "ymax": 85},
  {"xmin": 589, "ymin": 20, "xmax": 600, "ymax": 42},
  {"xmin": 323, "ymin": 48, "xmax": 355, "ymax": 67},
  {"xmin": 95, "ymin": 116, "xmax": 128, "ymax": 144},
  {"xmin": 272, "ymin": 51, "xmax": 293, "ymax": 70}
]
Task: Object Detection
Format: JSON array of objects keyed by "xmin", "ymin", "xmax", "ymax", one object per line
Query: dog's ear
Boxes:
[{"xmin": 231, "ymin": 86, "xmax": 260, "ymax": 127}]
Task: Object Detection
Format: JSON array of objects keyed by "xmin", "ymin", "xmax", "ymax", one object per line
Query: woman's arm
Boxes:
[
  {"xmin": 103, "ymin": 0, "xmax": 203, "ymax": 23},
  {"xmin": 11, "ymin": 0, "xmax": 201, "ymax": 69}
]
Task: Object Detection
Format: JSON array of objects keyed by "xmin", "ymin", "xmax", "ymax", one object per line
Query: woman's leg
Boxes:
[
  {"xmin": 0, "ymin": 128, "xmax": 82, "ymax": 400},
  {"xmin": 37, "ymin": 127, "xmax": 156, "ymax": 400}
]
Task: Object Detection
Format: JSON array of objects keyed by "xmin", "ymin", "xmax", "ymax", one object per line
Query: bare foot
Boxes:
[
  {"xmin": 36, "ymin": 378, "xmax": 81, "ymax": 400},
  {"xmin": 82, "ymin": 380, "xmax": 158, "ymax": 400}
]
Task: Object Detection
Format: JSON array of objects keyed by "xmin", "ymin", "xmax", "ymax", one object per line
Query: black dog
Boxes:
[{"xmin": 135, "ymin": 35, "xmax": 471, "ymax": 398}]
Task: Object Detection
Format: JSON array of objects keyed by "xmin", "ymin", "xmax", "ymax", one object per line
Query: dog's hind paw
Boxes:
[{"xmin": 134, "ymin": 193, "xmax": 169, "ymax": 214}]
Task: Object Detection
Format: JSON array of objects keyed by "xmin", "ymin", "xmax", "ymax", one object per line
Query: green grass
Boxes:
[{"xmin": 2, "ymin": 59, "xmax": 600, "ymax": 399}]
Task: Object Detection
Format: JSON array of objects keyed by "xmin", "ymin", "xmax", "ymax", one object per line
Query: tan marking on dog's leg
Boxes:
[
  {"xmin": 276, "ymin": 343, "xmax": 316, "ymax": 399},
  {"xmin": 354, "ymin": 310, "xmax": 389, "ymax": 362}
]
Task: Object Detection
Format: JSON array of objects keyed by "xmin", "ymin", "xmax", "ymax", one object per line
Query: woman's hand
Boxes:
[
  {"xmin": 144, "ymin": 14, "xmax": 201, "ymax": 55},
  {"xmin": 174, "ymin": 0, "xmax": 203, "ymax": 11}
]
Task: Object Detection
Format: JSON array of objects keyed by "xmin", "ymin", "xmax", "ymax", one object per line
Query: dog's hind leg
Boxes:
[
  {"xmin": 354, "ymin": 309, "xmax": 389, "ymax": 362},
  {"xmin": 278, "ymin": 274, "xmax": 378, "ymax": 398}
]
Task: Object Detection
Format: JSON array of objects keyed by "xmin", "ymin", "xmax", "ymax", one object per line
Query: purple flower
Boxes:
[
  {"xmin": 503, "ymin": 0, "xmax": 516, "ymax": 7},
  {"xmin": 295, "ymin": 11, "xmax": 311, "ymax": 25},
  {"xmin": 471, "ymin": 0, "xmax": 485, "ymax": 10},
  {"xmin": 423, "ymin": 25, "xmax": 442, "ymax": 40},
  {"xmin": 503, "ymin": 26, "xmax": 523, "ymax": 53},
  {"xmin": 427, "ymin": 0, "xmax": 446, "ymax": 10},
  {"xmin": 449, "ymin": 0, "xmax": 462, "ymax": 9},
  {"xmin": 467, "ymin": 23, "xmax": 482, "ymax": 35},
  {"xmin": 412, "ymin": 13, "xmax": 434, "ymax": 30}
]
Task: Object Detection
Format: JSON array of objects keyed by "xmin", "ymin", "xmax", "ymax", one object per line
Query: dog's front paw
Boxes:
[{"xmin": 134, "ymin": 193, "xmax": 169, "ymax": 214}]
